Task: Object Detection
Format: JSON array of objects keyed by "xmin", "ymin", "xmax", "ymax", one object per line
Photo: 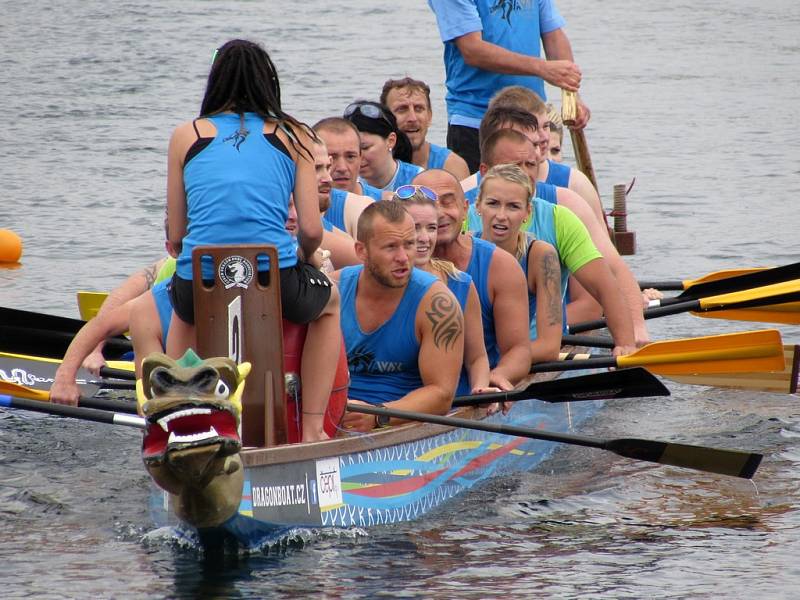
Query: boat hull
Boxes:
[{"xmin": 151, "ymin": 385, "xmax": 600, "ymax": 550}]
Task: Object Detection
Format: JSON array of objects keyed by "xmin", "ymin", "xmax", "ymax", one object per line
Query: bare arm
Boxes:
[
  {"xmin": 572, "ymin": 258, "xmax": 635, "ymax": 356},
  {"xmin": 292, "ymin": 130, "xmax": 323, "ymax": 261},
  {"xmin": 129, "ymin": 293, "xmax": 164, "ymax": 379},
  {"xmin": 488, "ymin": 249, "xmax": 532, "ymax": 388},
  {"xmin": 166, "ymin": 122, "xmax": 194, "ymax": 255},
  {"xmin": 529, "ymin": 242, "xmax": 563, "ymax": 363},
  {"xmin": 443, "ymin": 152, "xmax": 471, "ymax": 182},
  {"xmin": 322, "ymin": 227, "xmax": 360, "ymax": 269},
  {"xmin": 568, "ymin": 169, "xmax": 606, "ymax": 231},
  {"xmin": 49, "ymin": 302, "xmax": 133, "ymax": 405},
  {"xmin": 343, "ymin": 193, "xmax": 374, "ymax": 239},
  {"xmin": 462, "ymin": 283, "xmax": 491, "ymax": 392},
  {"xmin": 565, "ymin": 275, "xmax": 602, "ymax": 324},
  {"xmin": 454, "ymin": 32, "xmax": 581, "ymax": 91},
  {"xmin": 556, "ymin": 188, "xmax": 648, "ymax": 345}
]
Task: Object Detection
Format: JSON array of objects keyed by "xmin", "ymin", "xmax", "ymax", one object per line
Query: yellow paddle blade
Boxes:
[
  {"xmin": 0, "ymin": 350, "xmax": 61, "ymax": 364},
  {"xmin": 698, "ymin": 279, "xmax": 800, "ymax": 309},
  {"xmin": 692, "ymin": 301, "xmax": 800, "ymax": 325},
  {"xmin": 105, "ymin": 360, "xmax": 135, "ymax": 371},
  {"xmin": 0, "ymin": 380, "xmax": 50, "ymax": 401},
  {"xmin": 668, "ymin": 345, "xmax": 799, "ymax": 394},
  {"xmin": 616, "ymin": 329, "xmax": 785, "ymax": 375},
  {"xmin": 77, "ymin": 291, "xmax": 108, "ymax": 321},
  {"xmin": 683, "ymin": 267, "xmax": 767, "ymax": 289}
]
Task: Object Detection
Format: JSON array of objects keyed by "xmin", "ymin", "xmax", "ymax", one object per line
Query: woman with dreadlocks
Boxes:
[{"xmin": 165, "ymin": 39, "xmax": 340, "ymax": 442}]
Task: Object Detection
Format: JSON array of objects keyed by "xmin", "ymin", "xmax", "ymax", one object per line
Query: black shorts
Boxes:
[
  {"xmin": 446, "ymin": 124, "xmax": 480, "ymax": 174},
  {"xmin": 169, "ymin": 262, "xmax": 332, "ymax": 326}
]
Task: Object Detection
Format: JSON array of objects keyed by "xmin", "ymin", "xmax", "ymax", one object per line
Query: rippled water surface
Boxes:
[{"xmin": 1, "ymin": 0, "xmax": 799, "ymax": 597}]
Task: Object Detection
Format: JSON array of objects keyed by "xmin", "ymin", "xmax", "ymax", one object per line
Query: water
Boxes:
[{"xmin": 1, "ymin": 0, "xmax": 799, "ymax": 597}]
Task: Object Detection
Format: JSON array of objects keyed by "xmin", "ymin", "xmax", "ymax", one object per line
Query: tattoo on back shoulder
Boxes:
[{"xmin": 425, "ymin": 292, "xmax": 463, "ymax": 351}]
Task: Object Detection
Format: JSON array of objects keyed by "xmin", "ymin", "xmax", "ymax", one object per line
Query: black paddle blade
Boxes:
[
  {"xmin": 604, "ymin": 438, "xmax": 762, "ymax": 479},
  {"xmin": 675, "ymin": 261, "xmax": 800, "ymax": 302},
  {"xmin": 530, "ymin": 367, "xmax": 669, "ymax": 403}
]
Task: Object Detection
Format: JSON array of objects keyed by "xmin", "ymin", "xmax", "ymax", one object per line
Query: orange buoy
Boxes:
[{"xmin": 0, "ymin": 229, "xmax": 22, "ymax": 263}]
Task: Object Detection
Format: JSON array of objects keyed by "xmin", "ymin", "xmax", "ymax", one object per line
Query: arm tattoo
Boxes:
[
  {"xmin": 425, "ymin": 292, "xmax": 463, "ymax": 352},
  {"xmin": 141, "ymin": 263, "xmax": 159, "ymax": 290},
  {"xmin": 542, "ymin": 252, "xmax": 562, "ymax": 327}
]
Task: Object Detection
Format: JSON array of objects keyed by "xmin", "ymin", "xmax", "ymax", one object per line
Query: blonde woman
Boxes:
[{"xmin": 475, "ymin": 164, "xmax": 563, "ymax": 363}]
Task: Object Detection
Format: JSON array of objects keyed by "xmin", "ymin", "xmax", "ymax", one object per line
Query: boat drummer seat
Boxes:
[{"xmin": 191, "ymin": 244, "xmax": 347, "ymax": 448}]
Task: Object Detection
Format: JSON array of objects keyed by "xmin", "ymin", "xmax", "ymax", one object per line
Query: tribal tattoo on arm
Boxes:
[
  {"xmin": 139, "ymin": 262, "xmax": 160, "ymax": 290},
  {"xmin": 425, "ymin": 292, "xmax": 464, "ymax": 351}
]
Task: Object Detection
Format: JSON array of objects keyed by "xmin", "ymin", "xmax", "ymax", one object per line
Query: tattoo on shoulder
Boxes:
[
  {"xmin": 425, "ymin": 292, "xmax": 463, "ymax": 351},
  {"xmin": 141, "ymin": 263, "xmax": 159, "ymax": 290}
]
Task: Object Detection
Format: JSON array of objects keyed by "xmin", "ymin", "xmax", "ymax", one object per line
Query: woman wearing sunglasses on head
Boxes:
[
  {"xmin": 344, "ymin": 101, "xmax": 423, "ymax": 194},
  {"xmin": 390, "ymin": 185, "xmax": 495, "ymax": 397},
  {"xmin": 474, "ymin": 164, "xmax": 563, "ymax": 363},
  {"xmin": 165, "ymin": 39, "xmax": 341, "ymax": 442}
]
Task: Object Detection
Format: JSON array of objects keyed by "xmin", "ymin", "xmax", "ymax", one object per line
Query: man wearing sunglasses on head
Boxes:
[
  {"xmin": 313, "ymin": 117, "xmax": 377, "ymax": 238},
  {"xmin": 413, "ymin": 168, "xmax": 532, "ymax": 391}
]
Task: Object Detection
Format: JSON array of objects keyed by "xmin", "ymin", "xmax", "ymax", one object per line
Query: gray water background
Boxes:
[{"xmin": 1, "ymin": 0, "xmax": 799, "ymax": 597}]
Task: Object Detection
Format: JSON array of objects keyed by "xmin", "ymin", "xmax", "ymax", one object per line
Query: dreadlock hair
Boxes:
[
  {"xmin": 200, "ymin": 39, "xmax": 315, "ymax": 159},
  {"xmin": 477, "ymin": 163, "xmax": 534, "ymax": 262}
]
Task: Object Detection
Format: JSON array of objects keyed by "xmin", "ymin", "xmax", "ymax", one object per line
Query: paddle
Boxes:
[
  {"xmin": 569, "ymin": 280, "xmax": 800, "ymax": 333},
  {"xmin": 532, "ymin": 329, "xmax": 785, "ymax": 376},
  {"xmin": 639, "ymin": 267, "xmax": 767, "ymax": 291},
  {"xmin": 0, "ymin": 306, "xmax": 133, "ymax": 359},
  {"xmin": 77, "ymin": 291, "xmax": 109, "ymax": 321},
  {"xmin": 347, "ymin": 403, "xmax": 762, "ymax": 479},
  {"xmin": 0, "ymin": 380, "xmax": 137, "ymax": 412},
  {"xmin": 451, "ymin": 368, "xmax": 669, "ymax": 408},
  {"xmin": 0, "ymin": 393, "xmax": 143, "ymax": 427},
  {"xmin": 649, "ymin": 262, "xmax": 800, "ymax": 307},
  {"xmin": 555, "ymin": 345, "xmax": 799, "ymax": 394},
  {"xmin": 0, "ymin": 352, "xmax": 136, "ymax": 395}
]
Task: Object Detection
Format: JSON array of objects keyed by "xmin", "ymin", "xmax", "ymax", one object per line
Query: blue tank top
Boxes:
[
  {"xmin": 151, "ymin": 279, "xmax": 173, "ymax": 349},
  {"xmin": 545, "ymin": 160, "xmax": 571, "ymax": 188},
  {"xmin": 465, "ymin": 237, "xmax": 499, "ymax": 368},
  {"xmin": 427, "ymin": 143, "xmax": 452, "ymax": 170},
  {"xmin": 446, "ymin": 269, "xmax": 474, "ymax": 396},
  {"xmin": 325, "ymin": 188, "xmax": 347, "ymax": 231},
  {"xmin": 357, "ymin": 179, "xmax": 384, "ymax": 201},
  {"xmin": 340, "ymin": 266, "xmax": 437, "ymax": 404},
  {"xmin": 178, "ymin": 113, "xmax": 297, "ymax": 279},
  {"xmin": 377, "ymin": 160, "xmax": 424, "ymax": 192},
  {"xmin": 322, "ymin": 216, "xmax": 334, "ymax": 232},
  {"xmin": 535, "ymin": 181, "xmax": 558, "ymax": 205}
]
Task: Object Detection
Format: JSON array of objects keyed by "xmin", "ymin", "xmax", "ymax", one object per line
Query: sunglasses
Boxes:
[
  {"xmin": 344, "ymin": 102, "xmax": 393, "ymax": 127},
  {"xmin": 394, "ymin": 185, "xmax": 438, "ymax": 202}
]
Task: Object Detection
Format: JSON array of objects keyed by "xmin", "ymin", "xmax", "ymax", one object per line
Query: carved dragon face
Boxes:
[{"xmin": 137, "ymin": 350, "xmax": 250, "ymax": 464}]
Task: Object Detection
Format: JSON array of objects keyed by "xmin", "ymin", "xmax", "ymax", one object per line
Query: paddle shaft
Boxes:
[
  {"xmin": 347, "ymin": 404, "xmax": 761, "ymax": 479},
  {"xmin": 561, "ymin": 334, "xmax": 615, "ymax": 349},
  {"xmin": 0, "ymin": 394, "xmax": 143, "ymax": 427}
]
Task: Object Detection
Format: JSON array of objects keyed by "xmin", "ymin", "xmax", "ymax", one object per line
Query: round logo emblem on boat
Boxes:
[{"xmin": 218, "ymin": 255, "xmax": 254, "ymax": 289}]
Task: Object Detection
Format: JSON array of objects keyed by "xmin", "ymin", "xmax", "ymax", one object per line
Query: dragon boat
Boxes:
[{"xmin": 138, "ymin": 244, "xmax": 598, "ymax": 552}]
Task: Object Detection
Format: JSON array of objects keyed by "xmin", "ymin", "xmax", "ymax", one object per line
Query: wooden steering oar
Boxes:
[
  {"xmin": 532, "ymin": 330, "xmax": 785, "ymax": 376},
  {"xmin": 347, "ymin": 403, "xmax": 762, "ymax": 479},
  {"xmin": 569, "ymin": 280, "xmax": 800, "ymax": 333}
]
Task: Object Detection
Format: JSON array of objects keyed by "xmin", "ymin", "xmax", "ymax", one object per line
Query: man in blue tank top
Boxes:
[
  {"xmin": 413, "ymin": 169, "xmax": 531, "ymax": 390},
  {"xmin": 427, "ymin": 0, "xmax": 589, "ymax": 172},
  {"xmin": 313, "ymin": 118, "xmax": 376, "ymax": 235},
  {"xmin": 336, "ymin": 202, "xmax": 465, "ymax": 433},
  {"xmin": 381, "ymin": 77, "xmax": 470, "ymax": 181}
]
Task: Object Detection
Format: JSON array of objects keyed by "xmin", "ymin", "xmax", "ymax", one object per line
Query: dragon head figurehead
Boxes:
[{"xmin": 138, "ymin": 350, "xmax": 250, "ymax": 529}]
